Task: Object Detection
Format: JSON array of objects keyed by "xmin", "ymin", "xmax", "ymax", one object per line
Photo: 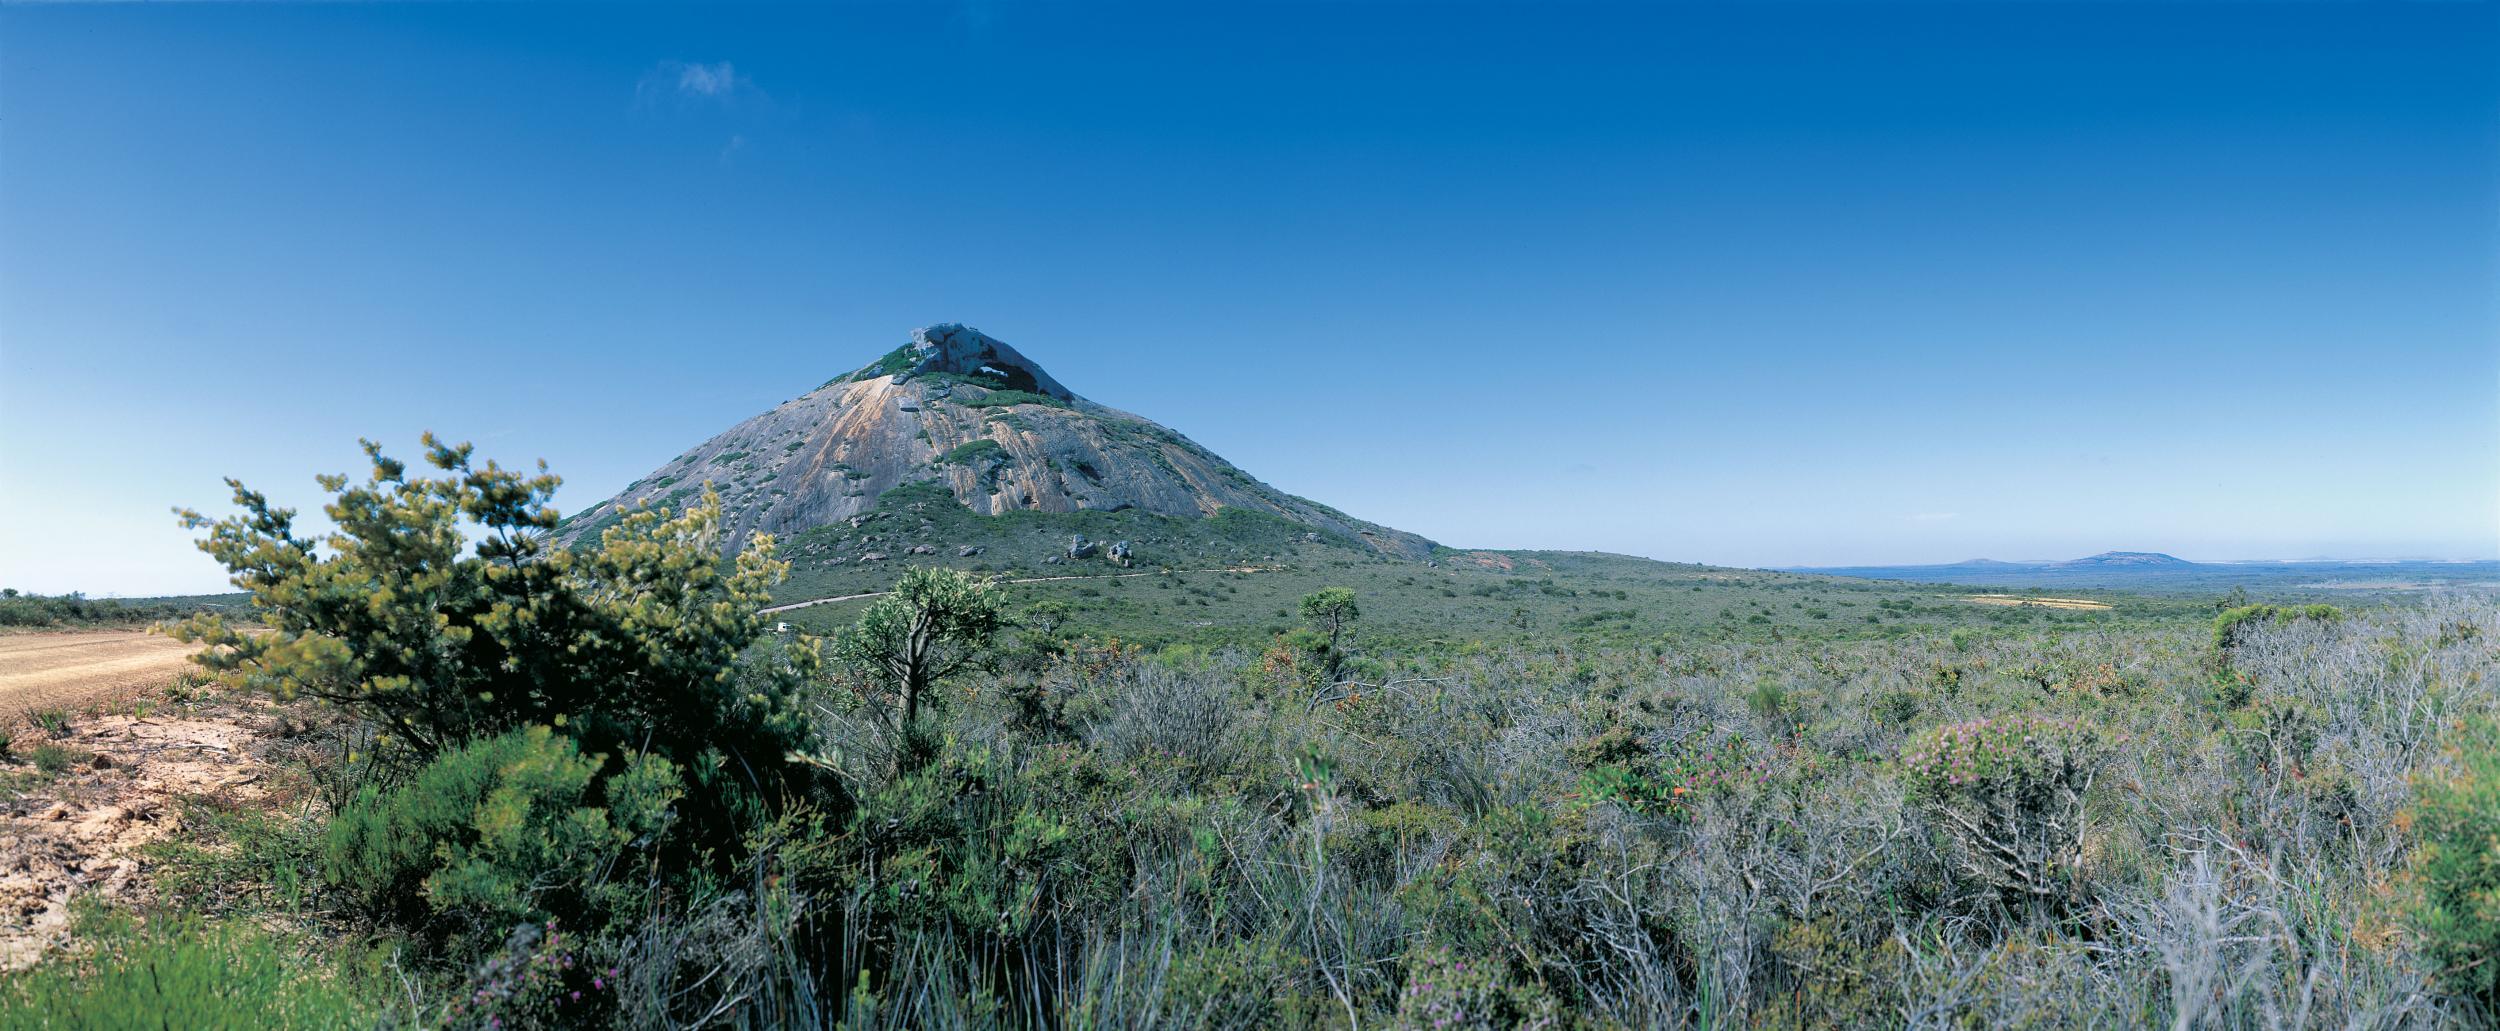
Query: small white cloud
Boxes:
[
  {"xmin": 676, "ymin": 61, "xmax": 738, "ymax": 98},
  {"xmin": 640, "ymin": 60, "xmax": 751, "ymax": 106}
]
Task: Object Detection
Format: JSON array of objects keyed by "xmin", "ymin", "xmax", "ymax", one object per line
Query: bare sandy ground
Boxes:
[
  {"xmin": 1963, "ymin": 594, "xmax": 2114, "ymax": 611},
  {"xmin": 1, "ymin": 630, "xmax": 277, "ymax": 970},
  {"xmin": 1, "ymin": 630, "xmax": 200, "ymax": 715}
]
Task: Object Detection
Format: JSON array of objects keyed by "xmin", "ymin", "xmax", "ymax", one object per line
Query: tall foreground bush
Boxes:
[
  {"xmin": 832, "ymin": 567, "xmax": 1004, "ymax": 737},
  {"xmin": 172, "ymin": 435, "xmax": 827, "ymax": 847},
  {"xmin": 2408, "ymin": 714, "xmax": 2500, "ymax": 1010}
]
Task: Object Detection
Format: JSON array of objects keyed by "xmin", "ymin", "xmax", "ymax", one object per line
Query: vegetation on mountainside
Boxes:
[
  {"xmin": 961, "ymin": 387, "xmax": 1069, "ymax": 410},
  {"xmin": 9, "ymin": 439, "xmax": 2500, "ymax": 1029},
  {"xmin": 822, "ymin": 343, "xmax": 922, "ymax": 388},
  {"xmin": 768, "ymin": 482, "xmax": 2214, "ymax": 653},
  {"xmin": 934, "ymin": 438, "xmax": 1006, "ymax": 466}
]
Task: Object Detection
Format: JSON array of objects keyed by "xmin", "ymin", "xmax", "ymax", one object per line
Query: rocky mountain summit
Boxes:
[{"xmin": 560, "ymin": 324, "xmax": 1435, "ymax": 560}]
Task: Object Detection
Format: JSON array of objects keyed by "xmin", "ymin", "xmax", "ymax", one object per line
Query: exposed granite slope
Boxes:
[{"xmin": 559, "ymin": 325, "xmax": 1434, "ymax": 559}]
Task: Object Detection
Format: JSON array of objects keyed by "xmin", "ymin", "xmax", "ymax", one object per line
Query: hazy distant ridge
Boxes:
[{"xmin": 1789, "ymin": 551, "xmax": 2500, "ymax": 592}]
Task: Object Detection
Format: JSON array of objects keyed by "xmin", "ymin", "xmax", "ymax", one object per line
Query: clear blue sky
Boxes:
[{"xmin": 4, "ymin": 2, "xmax": 2495, "ymax": 596}]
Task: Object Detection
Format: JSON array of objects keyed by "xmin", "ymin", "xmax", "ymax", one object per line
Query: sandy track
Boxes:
[{"xmin": 0, "ymin": 631, "xmax": 199, "ymax": 716}]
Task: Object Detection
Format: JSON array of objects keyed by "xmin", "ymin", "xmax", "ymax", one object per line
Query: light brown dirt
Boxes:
[
  {"xmin": 1, "ymin": 630, "xmax": 276, "ymax": 970},
  {"xmin": 1963, "ymin": 594, "xmax": 2114, "ymax": 611},
  {"xmin": 0, "ymin": 630, "xmax": 200, "ymax": 715},
  {"xmin": 0, "ymin": 711, "xmax": 277, "ymax": 970}
]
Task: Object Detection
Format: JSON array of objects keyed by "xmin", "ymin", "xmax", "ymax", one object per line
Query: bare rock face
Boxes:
[
  {"xmin": 558, "ymin": 324, "xmax": 1435, "ymax": 560},
  {"xmin": 896, "ymin": 324, "xmax": 1075, "ymax": 401}
]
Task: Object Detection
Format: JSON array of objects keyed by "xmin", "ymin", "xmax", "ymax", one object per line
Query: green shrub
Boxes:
[
  {"xmin": 2406, "ymin": 714, "xmax": 2500, "ymax": 1008},
  {"xmin": 28, "ymin": 742, "xmax": 83, "ymax": 777},
  {"xmin": 0, "ymin": 911, "xmax": 393, "ymax": 1028},
  {"xmin": 1393, "ymin": 944, "xmax": 1557, "ymax": 1030},
  {"xmin": 1161, "ymin": 935, "xmax": 1305, "ymax": 1028},
  {"xmin": 834, "ymin": 740, "xmax": 1147, "ymax": 959},
  {"xmin": 1902, "ymin": 715, "xmax": 2118, "ymax": 910},
  {"xmin": 172, "ymin": 435, "xmax": 826, "ymax": 856},
  {"xmin": 323, "ymin": 724, "xmax": 680, "ymax": 951},
  {"xmin": 1746, "ymin": 679, "xmax": 1790, "ymax": 723},
  {"xmin": 965, "ymin": 388, "xmax": 1070, "ymax": 410},
  {"xmin": 447, "ymin": 919, "xmax": 620, "ymax": 1030},
  {"xmin": 832, "ymin": 568, "xmax": 1006, "ymax": 768},
  {"xmin": 146, "ymin": 800, "xmax": 325, "ymax": 916},
  {"xmin": 854, "ymin": 344, "xmax": 917, "ymax": 380},
  {"xmin": 1577, "ymin": 731, "xmax": 1774, "ymax": 822},
  {"xmin": 937, "ymin": 438, "xmax": 1007, "ymax": 465},
  {"xmin": 1563, "ymin": 608, "xmax": 1638, "ymax": 629},
  {"xmin": 0, "ymin": 590, "xmax": 234, "ymax": 628},
  {"xmin": 2213, "ymin": 603, "xmax": 2340, "ymax": 650}
]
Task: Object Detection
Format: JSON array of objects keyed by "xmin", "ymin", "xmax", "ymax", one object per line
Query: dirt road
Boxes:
[{"xmin": 0, "ymin": 631, "xmax": 198, "ymax": 716}]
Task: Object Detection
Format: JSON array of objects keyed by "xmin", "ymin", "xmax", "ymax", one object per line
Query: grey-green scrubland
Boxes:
[{"xmin": 7, "ymin": 441, "xmax": 2498, "ymax": 1029}]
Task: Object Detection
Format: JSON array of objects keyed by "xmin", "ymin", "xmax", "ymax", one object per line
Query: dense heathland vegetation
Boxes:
[
  {"xmin": 0, "ymin": 589, "xmax": 247, "ymax": 629},
  {"xmin": 6, "ymin": 441, "xmax": 2499, "ymax": 1028},
  {"xmin": 769, "ymin": 481, "xmax": 2217, "ymax": 654}
]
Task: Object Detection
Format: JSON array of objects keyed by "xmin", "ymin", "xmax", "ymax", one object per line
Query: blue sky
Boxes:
[{"xmin": 3, "ymin": 2, "xmax": 2495, "ymax": 595}]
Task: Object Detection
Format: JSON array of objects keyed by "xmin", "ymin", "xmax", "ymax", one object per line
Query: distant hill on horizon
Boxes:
[
  {"xmin": 2049, "ymin": 551, "xmax": 2197, "ymax": 568},
  {"xmin": 1790, "ymin": 551, "xmax": 2500, "ymax": 594}
]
